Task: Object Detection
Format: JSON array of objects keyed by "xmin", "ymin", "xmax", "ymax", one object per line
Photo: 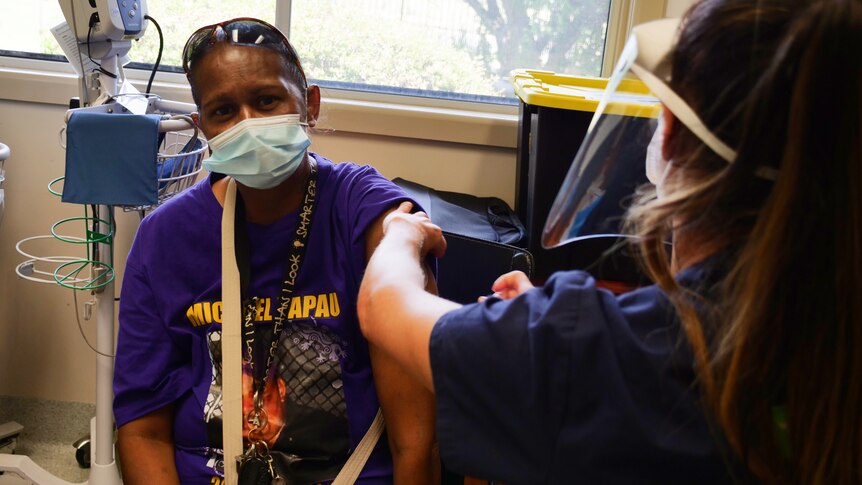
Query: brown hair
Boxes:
[{"xmin": 627, "ymin": 0, "xmax": 862, "ymax": 482}]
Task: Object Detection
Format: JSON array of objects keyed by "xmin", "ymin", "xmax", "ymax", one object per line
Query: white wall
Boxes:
[{"xmin": 666, "ymin": 0, "xmax": 696, "ymax": 17}]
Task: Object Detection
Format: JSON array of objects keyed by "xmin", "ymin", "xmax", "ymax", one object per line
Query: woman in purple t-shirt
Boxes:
[{"xmin": 113, "ymin": 17, "xmax": 437, "ymax": 485}]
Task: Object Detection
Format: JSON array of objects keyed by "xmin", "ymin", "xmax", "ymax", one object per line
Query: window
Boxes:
[
  {"xmin": 0, "ymin": 1, "xmax": 66, "ymax": 59},
  {"xmin": 0, "ymin": 0, "xmax": 613, "ymax": 104},
  {"xmin": 285, "ymin": 0, "xmax": 612, "ymax": 102}
]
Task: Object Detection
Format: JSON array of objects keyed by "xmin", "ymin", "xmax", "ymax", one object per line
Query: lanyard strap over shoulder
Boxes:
[
  {"xmin": 221, "ymin": 177, "xmax": 243, "ymax": 485},
  {"xmin": 331, "ymin": 408, "xmax": 385, "ymax": 485}
]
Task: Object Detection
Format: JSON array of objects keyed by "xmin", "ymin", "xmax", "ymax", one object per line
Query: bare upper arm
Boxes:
[
  {"xmin": 118, "ymin": 404, "xmax": 174, "ymax": 442},
  {"xmin": 364, "ymin": 206, "xmax": 394, "ymax": 262},
  {"xmin": 117, "ymin": 405, "xmax": 179, "ymax": 485},
  {"xmin": 363, "ymin": 205, "xmax": 440, "ymax": 482}
]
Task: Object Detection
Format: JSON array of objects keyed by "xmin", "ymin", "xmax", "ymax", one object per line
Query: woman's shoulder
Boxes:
[
  {"xmin": 312, "ymin": 153, "xmax": 408, "ymax": 221},
  {"xmin": 545, "ymin": 269, "xmax": 666, "ymax": 313},
  {"xmin": 544, "ymin": 270, "xmax": 687, "ymax": 346},
  {"xmin": 312, "ymin": 153, "xmax": 396, "ymax": 190}
]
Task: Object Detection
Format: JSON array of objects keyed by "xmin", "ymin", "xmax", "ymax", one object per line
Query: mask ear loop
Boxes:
[{"xmin": 302, "ymin": 88, "xmax": 310, "ymax": 128}]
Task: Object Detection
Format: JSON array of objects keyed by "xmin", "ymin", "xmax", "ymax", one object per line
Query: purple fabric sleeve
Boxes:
[
  {"xmin": 114, "ymin": 260, "xmax": 193, "ymax": 427},
  {"xmin": 336, "ymin": 161, "xmax": 438, "ymax": 285},
  {"xmin": 337, "ymin": 163, "xmax": 414, "ymax": 279}
]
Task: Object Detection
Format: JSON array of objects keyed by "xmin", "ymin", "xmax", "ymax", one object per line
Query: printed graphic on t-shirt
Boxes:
[
  {"xmin": 193, "ymin": 293, "xmax": 349, "ymax": 481},
  {"xmin": 186, "ymin": 293, "xmax": 341, "ymax": 328}
]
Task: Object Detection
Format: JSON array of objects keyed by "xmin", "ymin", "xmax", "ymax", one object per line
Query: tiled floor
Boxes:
[{"xmin": 0, "ymin": 397, "xmax": 93, "ymax": 483}]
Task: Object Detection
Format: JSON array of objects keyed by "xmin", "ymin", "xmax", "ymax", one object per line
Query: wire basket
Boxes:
[{"xmin": 122, "ymin": 130, "xmax": 208, "ymax": 212}]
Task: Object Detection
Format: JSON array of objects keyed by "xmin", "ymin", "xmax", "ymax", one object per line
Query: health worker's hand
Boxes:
[
  {"xmin": 478, "ymin": 270, "xmax": 534, "ymax": 302},
  {"xmin": 383, "ymin": 201, "xmax": 447, "ymax": 259}
]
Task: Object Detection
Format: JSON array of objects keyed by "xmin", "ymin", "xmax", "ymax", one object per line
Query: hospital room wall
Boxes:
[
  {"xmin": 666, "ymin": 0, "xmax": 694, "ymax": 16},
  {"xmin": 0, "ymin": 96, "xmax": 516, "ymax": 404}
]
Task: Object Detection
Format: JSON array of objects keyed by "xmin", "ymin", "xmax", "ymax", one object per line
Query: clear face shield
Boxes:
[{"xmin": 542, "ymin": 18, "xmax": 753, "ymax": 249}]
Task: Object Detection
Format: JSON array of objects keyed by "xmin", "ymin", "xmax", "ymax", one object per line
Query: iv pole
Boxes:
[{"xmin": 86, "ymin": 44, "xmax": 122, "ymax": 485}]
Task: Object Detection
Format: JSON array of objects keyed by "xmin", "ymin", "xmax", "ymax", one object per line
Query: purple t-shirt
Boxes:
[{"xmin": 114, "ymin": 154, "xmax": 411, "ymax": 484}]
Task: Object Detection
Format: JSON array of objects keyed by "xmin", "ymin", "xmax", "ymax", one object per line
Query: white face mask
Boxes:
[
  {"xmin": 203, "ymin": 114, "xmax": 311, "ymax": 189},
  {"xmin": 645, "ymin": 113, "xmax": 672, "ymax": 197}
]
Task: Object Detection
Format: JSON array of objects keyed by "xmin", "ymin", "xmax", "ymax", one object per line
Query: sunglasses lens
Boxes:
[
  {"xmin": 182, "ymin": 30, "xmax": 211, "ymax": 70},
  {"xmin": 183, "ymin": 19, "xmax": 287, "ymax": 73}
]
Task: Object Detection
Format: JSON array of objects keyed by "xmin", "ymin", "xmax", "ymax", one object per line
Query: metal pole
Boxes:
[
  {"xmin": 89, "ymin": 204, "xmax": 121, "ymax": 484},
  {"xmin": 100, "ymin": 56, "xmax": 119, "ymax": 98}
]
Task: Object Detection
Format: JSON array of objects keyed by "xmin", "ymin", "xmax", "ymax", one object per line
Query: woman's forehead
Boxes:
[
  {"xmin": 195, "ymin": 43, "xmax": 289, "ymax": 77},
  {"xmin": 193, "ymin": 45, "xmax": 302, "ymax": 98}
]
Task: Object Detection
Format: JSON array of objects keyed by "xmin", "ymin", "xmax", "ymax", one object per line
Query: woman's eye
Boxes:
[
  {"xmin": 212, "ymin": 105, "xmax": 233, "ymax": 118},
  {"xmin": 258, "ymin": 96, "xmax": 277, "ymax": 108}
]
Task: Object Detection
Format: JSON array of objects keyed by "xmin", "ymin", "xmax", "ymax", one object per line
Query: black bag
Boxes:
[
  {"xmin": 393, "ymin": 178, "xmax": 533, "ymax": 304},
  {"xmin": 393, "ymin": 178, "xmax": 526, "ymax": 246},
  {"xmin": 237, "ymin": 452, "xmax": 344, "ymax": 485}
]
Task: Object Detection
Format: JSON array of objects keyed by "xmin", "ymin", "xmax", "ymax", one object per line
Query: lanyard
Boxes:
[{"xmin": 233, "ymin": 162, "xmax": 318, "ymax": 406}]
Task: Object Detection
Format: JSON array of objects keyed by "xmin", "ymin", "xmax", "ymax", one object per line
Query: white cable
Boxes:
[{"xmin": 72, "ymin": 289, "xmax": 114, "ymax": 358}]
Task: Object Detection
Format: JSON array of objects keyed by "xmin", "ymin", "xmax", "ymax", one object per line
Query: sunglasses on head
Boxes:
[{"xmin": 182, "ymin": 17, "xmax": 305, "ymax": 84}]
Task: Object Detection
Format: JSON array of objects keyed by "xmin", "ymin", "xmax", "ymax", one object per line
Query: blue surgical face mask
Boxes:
[{"xmin": 203, "ymin": 114, "xmax": 311, "ymax": 189}]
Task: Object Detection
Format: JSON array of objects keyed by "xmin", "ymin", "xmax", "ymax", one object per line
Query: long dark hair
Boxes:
[{"xmin": 627, "ymin": 0, "xmax": 862, "ymax": 482}]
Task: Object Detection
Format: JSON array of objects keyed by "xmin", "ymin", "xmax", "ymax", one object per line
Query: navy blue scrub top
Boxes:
[{"xmin": 430, "ymin": 262, "xmax": 733, "ymax": 484}]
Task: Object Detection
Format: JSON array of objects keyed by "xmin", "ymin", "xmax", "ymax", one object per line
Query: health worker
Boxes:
[{"xmin": 357, "ymin": 0, "xmax": 862, "ymax": 483}]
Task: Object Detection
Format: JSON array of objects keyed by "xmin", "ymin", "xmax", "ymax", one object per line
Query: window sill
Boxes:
[{"xmin": 0, "ymin": 57, "xmax": 519, "ymax": 149}]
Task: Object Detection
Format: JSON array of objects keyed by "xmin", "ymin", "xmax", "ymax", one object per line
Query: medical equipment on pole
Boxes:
[
  {"xmin": 0, "ymin": 2, "xmax": 207, "ymax": 484},
  {"xmin": 57, "ymin": 0, "xmax": 149, "ymax": 106}
]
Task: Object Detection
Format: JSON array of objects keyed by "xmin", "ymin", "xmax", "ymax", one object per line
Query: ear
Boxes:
[
  {"xmin": 190, "ymin": 112, "xmax": 201, "ymax": 127},
  {"xmin": 306, "ymin": 84, "xmax": 321, "ymax": 128},
  {"xmin": 661, "ymin": 105, "xmax": 676, "ymax": 161}
]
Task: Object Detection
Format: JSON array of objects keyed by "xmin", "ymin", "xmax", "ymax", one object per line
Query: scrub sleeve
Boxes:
[{"xmin": 429, "ymin": 270, "xmax": 733, "ymax": 484}]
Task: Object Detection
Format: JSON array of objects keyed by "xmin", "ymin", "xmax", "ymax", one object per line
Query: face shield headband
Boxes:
[{"xmin": 541, "ymin": 18, "xmax": 779, "ymax": 250}]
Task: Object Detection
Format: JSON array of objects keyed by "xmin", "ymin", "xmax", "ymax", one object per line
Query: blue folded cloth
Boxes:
[{"xmin": 62, "ymin": 112, "xmax": 161, "ymax": 206}]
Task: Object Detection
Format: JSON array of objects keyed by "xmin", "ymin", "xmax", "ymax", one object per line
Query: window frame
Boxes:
[{"xmin": 0, "ymin": 0, "xmax": 666, "ymax": 148}]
